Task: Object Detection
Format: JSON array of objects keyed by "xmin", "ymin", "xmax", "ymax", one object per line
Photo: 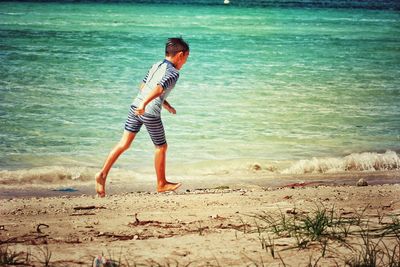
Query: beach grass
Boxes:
[
  {"xmin": 2, "ymin": 204, "xmax": 399, "ymax": 267},
  {"xmin": 0, "ymin": 244, "xmax": 27, "ymax": 265},
  {"xmin": 246, "ymin": 202, "xmax": 400, "ymax": 266}
]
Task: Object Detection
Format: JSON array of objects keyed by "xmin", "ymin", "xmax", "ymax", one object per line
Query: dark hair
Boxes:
[{"xmin": 165, "ymin": 37, "xmax": 190, "ymax": 57}]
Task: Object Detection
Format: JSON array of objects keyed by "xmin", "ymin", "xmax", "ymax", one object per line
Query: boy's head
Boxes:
[{"xmin": 165, "ymin": 37, "xmax": 189, "ymax": 70}]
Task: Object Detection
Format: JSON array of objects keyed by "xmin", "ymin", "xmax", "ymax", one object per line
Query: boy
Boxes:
[{"xmin": 95, "ymin": 37, "xmax": 190, "ymax": 197}]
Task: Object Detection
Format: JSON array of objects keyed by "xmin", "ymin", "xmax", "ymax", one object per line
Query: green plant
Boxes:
[
  {"xmin": 383, "ymin": 216, "xmax": 400, "ymax": 237},
  {"xmin": 383, "ymin": 233, "xmax": 400, "ymax": 267},
  {"xmin": 249, "ymin": 209, "xmax": 294, "ymax": 237},
  {"xmin": 346, "ymin": 227, "xmax": 385, "ymax": 267},
  {"xmin": 300, "ymin": 205, "xmax": 334, "ymax": 241},
  {"xmin": 0, "ymin": 245, "xmax": 26, "ymax": 265},
  {"xmin": 307, "ymin": 255, "xmax": 322, "ymax": 267},
  {"xmin": 35, "ymin": 245, "xmax": 52, "ymax": 267},
  {"xmin": 258, "ymin": 234, "xmax": 275, "ymax": 259},
  {"xmin": 320, "ymin": 238, "xmax": 328, "ymax": 258},
  {"xmin": 241, "ymin": 252, "xmax": 267, "ymax": 267}
]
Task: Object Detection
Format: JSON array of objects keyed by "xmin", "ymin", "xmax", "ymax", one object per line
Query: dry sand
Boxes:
[{"xmin": 1, "ymin": 181, "xmax": 400, "ymax": 266}]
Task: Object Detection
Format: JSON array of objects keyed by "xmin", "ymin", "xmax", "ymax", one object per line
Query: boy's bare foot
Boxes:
[
  {"xmin": 157, "ymin": 182, "xmax": 182, "ymax": 193},
  {"xmin": 95, "ymin": 172, "xmax": 106, "ymax": 197}
]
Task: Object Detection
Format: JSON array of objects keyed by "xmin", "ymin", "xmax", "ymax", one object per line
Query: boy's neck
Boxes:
[{"xmin": 165, "ymin": 56, "xmax": 176, "ymax": 66}]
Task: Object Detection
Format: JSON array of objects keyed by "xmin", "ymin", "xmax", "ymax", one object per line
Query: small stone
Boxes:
[
  {"xmin": 251, "ymin": 163, "xmax": 262, "ymax": 171},
  {"xmin": 286, "ymin": 209, "xmax": 297, "ymax": 215},
  {"xmin": 356, "ymin": 178, "xmax": 368, "ymax": 187}
]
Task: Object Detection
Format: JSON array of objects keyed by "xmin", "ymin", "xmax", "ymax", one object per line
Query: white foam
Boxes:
[
  {"xmin": 1, "ymin": 151, "xmax": 399, "ymax": 185},
  {"xmin": 282, "ymin": 151, "xmax": 400, "ymax": 175},
  {"xmin": 0, "ymin": 166, "xmax": 94, "ymax": 185}
]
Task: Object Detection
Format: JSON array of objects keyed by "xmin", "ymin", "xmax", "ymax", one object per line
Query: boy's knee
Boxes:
[
  {"xmin": 117, "ymin": 141, "xmax": 131, "ymax": 151},
  {"xmin": 155, "ymin": 143, "xmax": 168, "ymax": 152}
]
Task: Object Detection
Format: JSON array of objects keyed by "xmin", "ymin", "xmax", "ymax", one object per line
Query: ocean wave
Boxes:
[
  {"xmin": 0, "ymin": 166, "xmax": 94, "ymax": 185},
  {"xmin": 0, "ymin": 12, "xmax": 25, "ymax": 16},
  {"xmin": 1, "ymin": 151, "xmax": 399, "ymax": 185},
  {"xmin": 282, "ymin": 150, "xmax": 400, "ymax": 175}
]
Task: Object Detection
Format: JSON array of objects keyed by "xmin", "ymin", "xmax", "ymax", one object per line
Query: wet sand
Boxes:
[{"xmin": 1, "ymin": 169, "xmax": 399, "ymax": 199}]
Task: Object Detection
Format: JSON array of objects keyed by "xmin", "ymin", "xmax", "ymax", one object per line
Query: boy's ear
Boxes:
[{"xmin": 171, "ymin": 51, "xmax": 181, "ymax": 60}]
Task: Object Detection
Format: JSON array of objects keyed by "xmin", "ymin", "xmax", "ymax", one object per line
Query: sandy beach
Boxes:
[
  {"xmin": 1, "ymin": 1, "xmax": 400, "ymax": 266},
  {"xmin": 1, "ymin": 175, "xmax": 400, "ymax": 266}
]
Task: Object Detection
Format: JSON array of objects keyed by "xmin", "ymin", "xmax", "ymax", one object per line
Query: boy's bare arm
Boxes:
[
  {"xmin": 163, "ymin": 100, "xmax": 176, "ymax": 114},
  {"xmin": 135, "ymin": 85, "xmax": 164, "ymax": 115}
]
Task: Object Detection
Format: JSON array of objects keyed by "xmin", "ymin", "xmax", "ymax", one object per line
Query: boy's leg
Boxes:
[
  {"xmin": 154, "ymin": 143, "xmax": 181, "ymax": 192},
  {"xmin": 95, "ymin": 130, "xmax": 136, "ymax": 197},
  {"xmin": 141, "ymin": 114, "xmax": 181, "ymax": 192}
]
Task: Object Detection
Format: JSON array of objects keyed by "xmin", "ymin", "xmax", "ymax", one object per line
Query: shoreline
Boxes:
[{"xmin": 1, "ymin": 170, "xmax": 399, "ymax": 199}]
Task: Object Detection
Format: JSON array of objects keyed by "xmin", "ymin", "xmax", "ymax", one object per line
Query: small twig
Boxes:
[
  {"xmin": 73, "ymin": 205, "xmax": 106, "ymax": 210},
  {"xmin": 277, "ymin": 252, "xmax": 288, "ymax": 267},
  {"xmin": 36, "ymin": 224, "xmax": 49, "ymax": 234}
]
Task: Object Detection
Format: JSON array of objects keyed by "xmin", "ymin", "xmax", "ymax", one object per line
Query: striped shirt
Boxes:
[{"xmin": 133, "ymin": 59, "xmax": 180, "ymax": 117}]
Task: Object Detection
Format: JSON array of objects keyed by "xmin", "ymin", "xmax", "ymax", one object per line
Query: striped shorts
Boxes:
[{"xmin": 124, "ymin": 105, "xmax": 167, "ymax": 146}]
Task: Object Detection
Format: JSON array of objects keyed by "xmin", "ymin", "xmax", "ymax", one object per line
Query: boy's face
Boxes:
[{"xmin": 175, "ymin": 51, "xmax": 189, "ymax": 70}]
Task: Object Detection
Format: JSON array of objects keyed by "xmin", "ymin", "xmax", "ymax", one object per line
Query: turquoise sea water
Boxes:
[{"xmin": 0, "ymin": 2, "xmax": 399, "ymax": 183}]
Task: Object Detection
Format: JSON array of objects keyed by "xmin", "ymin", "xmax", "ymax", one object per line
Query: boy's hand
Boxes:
[
  {"xmin": 135, "ymin": 104, "xmax": 145, "ymax": 115},
  {"xmin": 163, "ymin": 100, "xmax": 176, "ymax": 115},
  {"xmin": 135, "ymin": 85, "xmax": 163, "ymax": 116},
  {"xmin": 165, "ymin": 106, "xmax": 176, "ymax": 115}
]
